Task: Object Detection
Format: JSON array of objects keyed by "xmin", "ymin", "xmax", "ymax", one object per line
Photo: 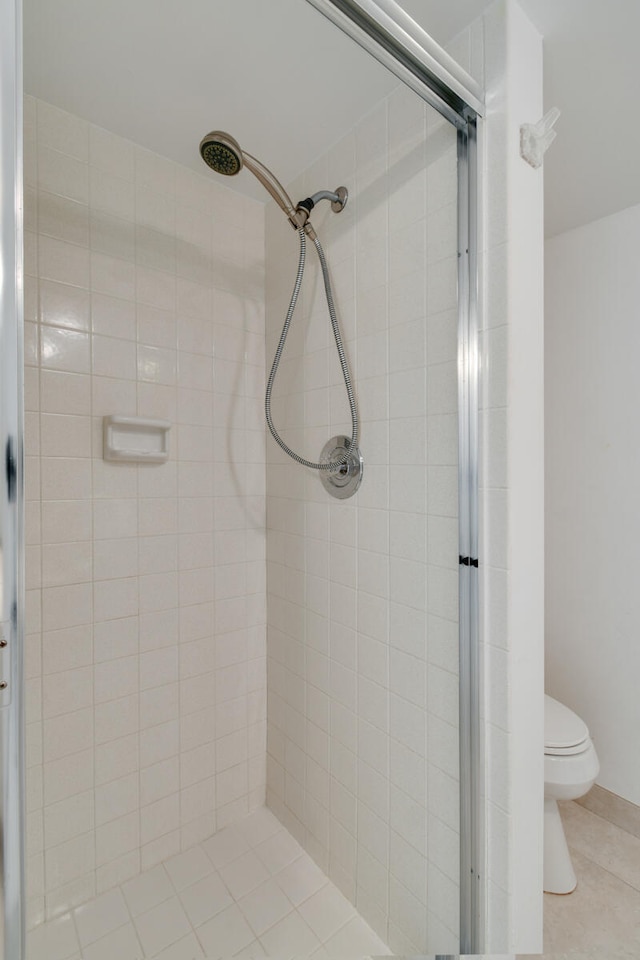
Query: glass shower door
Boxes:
[
  {"xmin": 14, "ymin": 0, "xmax": 481, "ymax": 956},
  {"xmin": 264, "ymin": 85, "xmax": 464, "ymax": 954}
]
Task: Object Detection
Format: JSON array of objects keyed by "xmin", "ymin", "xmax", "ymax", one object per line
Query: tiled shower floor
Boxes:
[{"xmin": 27, "ymin": 807, "xmax": 390, "ymax": 960}]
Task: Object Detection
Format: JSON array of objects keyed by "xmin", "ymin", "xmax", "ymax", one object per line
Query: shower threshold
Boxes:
[{"xmin": 27, "ymin": 807, "xmax": 391, "ymax": 959}]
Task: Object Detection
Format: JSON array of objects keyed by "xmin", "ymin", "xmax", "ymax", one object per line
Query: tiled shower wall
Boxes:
[
  {"xmin": 23, "ymin": 96, "xmax": 267, "ymax": 927},
  {"xmin": 264, "ymin": 86, "xmax": 460, "ymax": 955}
]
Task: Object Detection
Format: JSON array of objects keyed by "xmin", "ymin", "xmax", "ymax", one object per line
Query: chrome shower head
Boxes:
[
  {"xmin": 199, "ymin": 131, "xmax": 243, "ymax": 176},
  {"xmin": 198, "ymin": 128, "xmax": 299, "ymax": 226}
]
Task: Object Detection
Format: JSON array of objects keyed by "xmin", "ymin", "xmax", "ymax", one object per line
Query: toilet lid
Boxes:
[{"xmin": 544, "ymin": 695, "xmax": 589, "ymax": 750}]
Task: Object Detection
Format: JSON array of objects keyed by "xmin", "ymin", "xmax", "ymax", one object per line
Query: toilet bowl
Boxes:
[{"xmin": 544, "ymin": 695, "xmax": 599, "ymax": 894}]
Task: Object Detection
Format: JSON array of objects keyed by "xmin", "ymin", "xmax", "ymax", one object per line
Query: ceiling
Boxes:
[
  {"xmin": 524, "ymin": 0, "xmax": 640, "ymax": 237},
  {"xmin": 401, "ymin": 0, "xmax": 640, "ymax": 237},
  {"xmin": 23, "ymin": 0, "xmax": 398, "ymax": 204},
  {"xmin": 23, "ymin": 0, "xmax": 640, "ymax": 237}
]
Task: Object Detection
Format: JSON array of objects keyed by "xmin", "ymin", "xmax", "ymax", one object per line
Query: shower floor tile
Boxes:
[{"xmin": 27, "ymin": 807, "xmax": 391, "ymax": 960}]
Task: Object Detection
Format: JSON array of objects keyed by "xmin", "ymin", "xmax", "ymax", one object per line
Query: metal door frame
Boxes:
[{"xmin": 0, "ymin": 0, "xmax": 26, "ymax": 957}]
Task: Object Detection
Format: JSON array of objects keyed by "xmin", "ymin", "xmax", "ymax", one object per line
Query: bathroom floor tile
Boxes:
[
  {"xmin": 274, "ymin": 854, "xmax": 329, "ymax": 906},
  {"xmin": 27, "ymin": 806, "xmax": 389, "ymax": 959},
  {"xmin": 27, "ymin": 913, "xmax": 80, "ymax": 960},
  {"xmin": 219, "ymin": 849, "xmax": 271, "ymax": 900},
  {"xmin": 133, "ymin": 895, "xmax": 192, "ymax": 957},
  {"xmin": 196, "ymin": 902, "xmax": 255, "ymax": 958},
  {"xmin": 254, "ymin": 828, "xmax": 303, "ymax": 875},
  {"xmin": 73, "ymin": 887, "xmax": 130, "ymax": 946},
  {"xmin": 240, "ymin": 806, "xmax": 283, "ymax": 848},
  {"xmin": 297, "ymin": 883, "xmax": 357, "ymax": 941},
  {"xmin": 164, "ymin": 844, "xmax": 214, "ymax": 892},
  {"xmin": 202, "ymin": 824, "xmax": 250, "ymax": 869},
  {"xmin": 121, "ymin": 863, "xmax": 174, "ymax": 917},
  {"xmin": 577, "ymin": 783, "xmax": 640, "ymax": 842},
  {"xmin": 149, "ymin": 931, "xmax": 205, "ymax": 960},
  {"xmin": 544, "ymin": 846, "xmax": 640, "ymax": 954},
  {"xmin": 179, "ymin": 870, "xmax": 233, "ymax": 927},
  {"xmin": 233, "ymin": 940, "xmax": 267, "ymax": 959},
  {"xmin": 258, "ymin": 909, "xmax": 322, "ymax": 958},
  {"xmin": 523, "ymin": 800, "xmax": 640, "ymax": 958},
  {"xmin": 237, "ymin": 878, "xmax": 294, "ymax": 936},
  {"xmin": 321, "ymin": 914, "xmax": 390, "ymax": 957},
  {"xmin": 559, "ymin": 799, "xmax": 640, "ymax": 893},
  {"xmin": 81, "ymin": 922, "xmax": 144, "ymax": 960}
]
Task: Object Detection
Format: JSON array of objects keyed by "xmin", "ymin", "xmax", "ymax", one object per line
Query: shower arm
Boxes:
[{"xmin": 242, "ymin": 153, "xmax": 346, "ymax": 235}]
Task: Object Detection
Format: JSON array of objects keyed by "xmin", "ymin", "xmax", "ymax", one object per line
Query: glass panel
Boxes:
[
  {"xmin": 22, "ymin": 1, "xmax": 463, "ymax": 954},
  {"xmin": 264, "ymin": 83, "xmax": 460, "ymax": 955}
]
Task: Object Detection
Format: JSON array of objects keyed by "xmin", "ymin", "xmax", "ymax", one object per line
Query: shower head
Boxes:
[
  {"xmin": 199, "ymin": 131, "xmax": 243, "ymax": 176},
  {"xmin": 199, "ymin": 129, "xmax": 299, "ymax": 227}
]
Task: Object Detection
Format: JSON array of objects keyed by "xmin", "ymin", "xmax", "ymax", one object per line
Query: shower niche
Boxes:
[{"xmin": 103, "ymin": 416, "xmax": 171, "ymax": 463}]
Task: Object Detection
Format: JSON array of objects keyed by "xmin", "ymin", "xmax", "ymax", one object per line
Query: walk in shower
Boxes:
[{"xmin": 0, "ymin": 0, "xmax": 485, "ymax": 956}]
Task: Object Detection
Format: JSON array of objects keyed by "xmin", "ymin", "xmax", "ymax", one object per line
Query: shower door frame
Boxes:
[
  {"xmin": 0, "ymin": 0, "xmax": 26, "ymax": 958},
  {"xmin": 305, "ymin": 0, "xmax": 483, "ymax": 952}
]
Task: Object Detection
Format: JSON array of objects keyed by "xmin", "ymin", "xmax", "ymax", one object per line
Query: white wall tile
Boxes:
[
  {"xmin": 40, "ymin": 327, "xmax": 90, "ymax": 375},
  {"xmin": 37, "ymin": 101, "xmax": 88, "ymax": 162},
  {"xmin": 43, "ymin": 707, "xmax": 93, "ymax": 761},
  {"xmin": 38, "ymin": 148, "xmax": 89, "ymax": 205},
  {"xmin": 89, "ymin": 168, "xmax": 135, "ymax": 221},
  {"xmin": 39, "ymin": 236, "xmax": 91, "ymax": 289},
  {"xmin": 27, "ymin": 97, "xmax": 266, "ymax": 918}
]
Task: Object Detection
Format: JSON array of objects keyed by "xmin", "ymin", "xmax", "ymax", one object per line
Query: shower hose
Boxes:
[{"xmin": 265, "ymin": 228, "xmax": 359, "ymax": 471}]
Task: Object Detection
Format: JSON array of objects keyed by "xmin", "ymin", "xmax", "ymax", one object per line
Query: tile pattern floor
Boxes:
[
  {"xmin": 519, "ymin": 799, "xmax": 640, "ymax": 959},
  {"xmin": 27, "ymin": 807, "xmax": 390, "ymax": 960}
]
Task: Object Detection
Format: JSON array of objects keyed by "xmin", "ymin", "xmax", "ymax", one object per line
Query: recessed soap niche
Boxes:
[{"xmin": 103, "ymin": 416, "xmax": 170, "ymax": 463}]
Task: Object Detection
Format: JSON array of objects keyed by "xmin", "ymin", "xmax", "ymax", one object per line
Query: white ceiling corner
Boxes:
[{"xmin": 23, "ymin": 0, "xmax": 640, "ymax": 237}]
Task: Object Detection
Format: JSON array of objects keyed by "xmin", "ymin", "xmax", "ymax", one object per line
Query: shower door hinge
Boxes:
[
  {"xmin": 0, "ymin": 621, "xmax": 10, "ymax": 705},
  {"xmin": 459, "ymin": 555, "xmax": 478, "ymax": 567}
]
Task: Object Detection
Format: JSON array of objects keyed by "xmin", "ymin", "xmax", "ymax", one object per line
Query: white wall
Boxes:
[
  {"xmin": 495, "ymin": 3, "xmax": 545, "ymax": 950},
  {"xmin": 546, "ymin": 201, "xmax": 640, "ymax": 807}
]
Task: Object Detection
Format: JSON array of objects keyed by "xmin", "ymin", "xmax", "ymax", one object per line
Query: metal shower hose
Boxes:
[{"xmin": 265, "ymin": 228, "xmax": 359, "ymax": 470}]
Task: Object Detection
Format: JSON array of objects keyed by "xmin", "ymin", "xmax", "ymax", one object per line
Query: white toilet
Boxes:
[{"xmin": 544, "ymin": 694, "xmax": 599, "ymax": 894}]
